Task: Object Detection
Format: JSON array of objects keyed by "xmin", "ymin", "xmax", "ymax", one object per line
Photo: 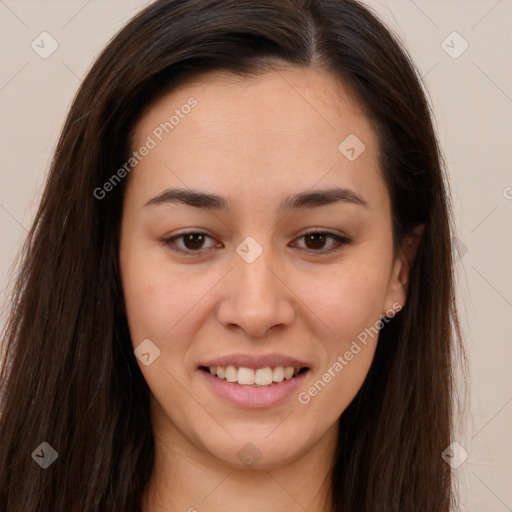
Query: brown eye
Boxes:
[
  {"xmin": 162, "ymin": 232, "xmax": 217, "ymax": 255},
  {"xmin": 162, "ymin": 230, "xmax": 351, "ymax": 257},
  {"xmin": 295, "ymin": 231, "xmax": 352, "ymax": 253},
  {"xmin": 181, "ymin": 233, "xmax": 207, "ymax": 251},
  {"xmin": 304, "ymin": 233, "xmax": 328, "ymax": 250}
]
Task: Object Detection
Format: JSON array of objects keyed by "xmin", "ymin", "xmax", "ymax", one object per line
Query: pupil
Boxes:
[
  {"xmin": 186, "ymin": 234, "xmax": 204, "ymax": 250},
  {"xmin": 307, "ymin": 233, "xmax": 325, "ymax": 250}
]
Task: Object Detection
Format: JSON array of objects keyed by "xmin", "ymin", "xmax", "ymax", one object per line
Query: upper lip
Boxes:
[{"xmin": 199, "ymin": 353, "xmax": 311, "ymax": 370}]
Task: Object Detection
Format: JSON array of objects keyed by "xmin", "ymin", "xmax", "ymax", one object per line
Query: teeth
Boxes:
[
  {"xmin": 255, "ymin": 367, "xmax": 273, "ymax": 386},
  {"xmin": 273, "ymin": 366, "xmax": 284, "ymax": 382},
  {"xmin": 208, "ymin": 365, "xmax": 303, "ymax": 386},
  {"xmin": 225, "ymin": 365, "xmax": 237, "ymax": 383},
  {"xmin": 238, "ymin": 367, "xmax": 255, "ymax": 385}
]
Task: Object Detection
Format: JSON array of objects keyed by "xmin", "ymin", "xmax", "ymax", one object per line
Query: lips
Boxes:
[
  {"xmin": 199, "ymin": 365, "xmax": 310, "ymax": 408},
  {"xmin": 197, "ymin": 353, "xmax": 311, "ymax": 407}
]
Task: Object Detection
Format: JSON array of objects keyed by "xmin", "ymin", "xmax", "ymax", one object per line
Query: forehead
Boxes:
[{"xmin": 128, "ymin": 65, "xmax": 387, "ymax": 214}]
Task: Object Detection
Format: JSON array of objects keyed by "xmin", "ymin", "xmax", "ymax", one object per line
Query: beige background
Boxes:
[{"xmin": 1, "ymin": 1, "xmax": 511, "ymax": 510}]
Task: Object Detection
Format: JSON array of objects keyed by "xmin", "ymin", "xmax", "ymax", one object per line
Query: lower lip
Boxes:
[{"xmin": 199, "ymin": 368, "xmax": 309, "ymax": 408}]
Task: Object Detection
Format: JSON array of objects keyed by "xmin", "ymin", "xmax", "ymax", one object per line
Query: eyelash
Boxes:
[{"xmin": 161, "ymin": 229, "xmax": 352, "ymax": 256}]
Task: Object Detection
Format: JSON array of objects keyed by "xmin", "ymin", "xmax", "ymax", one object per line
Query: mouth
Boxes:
[
  {"xmin": 199, "ymin": 366, "xmax": 309, "ymax": 387},
  {"xmin": 198, "ymin": 364, "xmax": 311, "ymax": 408},
  {"xmin": 199, "ymin": 365, "xmax": 310, "ymax": 387}
]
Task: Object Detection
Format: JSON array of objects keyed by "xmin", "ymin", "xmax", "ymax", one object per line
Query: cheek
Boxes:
[
  {"xmin": 296, "ymin": 265, "xmax": 385, "ymax": 417},
  {"xmin": 302, "ymin": 259, "xmax": 390, "ymax": 340},
  {"xmin": 295, "ymin": 257, "xmax": 389, "ymax": 400},
  {"xmin": 120, "ymin": 244, "xmax": 188, "ymax": 341}
]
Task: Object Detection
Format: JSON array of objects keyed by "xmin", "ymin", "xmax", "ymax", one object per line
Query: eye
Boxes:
[
  {"xmin": 161, "ymin": 231, "xmax": 218, "ymax": 255},
  {"xmin": 161, "ymin": 229, "xmax": 352, "ymax": 256},
  {"xmin": 293, "ymin": 229, "xmax": 352, "ymax": 253}
]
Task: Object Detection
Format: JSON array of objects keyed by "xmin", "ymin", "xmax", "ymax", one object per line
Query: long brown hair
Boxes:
[{"xmin": 0, "ymin": 1, "xmax": 465, "ymax": 510}]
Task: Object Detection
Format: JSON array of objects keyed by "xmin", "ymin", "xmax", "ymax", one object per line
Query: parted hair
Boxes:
[{"xmin": 0, "ymin": 1, "xmax": 465, "ymax": 510}]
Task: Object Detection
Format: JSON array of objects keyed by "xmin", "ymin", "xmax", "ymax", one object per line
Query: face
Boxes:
[{"xmin": 119, "ymin": 64, "xmax": 411, "ymax": 470}]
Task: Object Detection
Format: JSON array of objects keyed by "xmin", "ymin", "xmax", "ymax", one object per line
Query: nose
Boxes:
[{"xmin": 216, "ymin": 244, "xmax": 295, "ymax": 338}]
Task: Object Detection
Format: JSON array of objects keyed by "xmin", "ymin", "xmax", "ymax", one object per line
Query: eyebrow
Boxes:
[{"xmin": 143, "ymin": 186, "xmax": 368, "ymax": 211}]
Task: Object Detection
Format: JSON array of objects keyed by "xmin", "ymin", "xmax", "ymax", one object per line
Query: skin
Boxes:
[{"xmin": 119, "ymin": 63, "xmax": 423, "ymax": 512}]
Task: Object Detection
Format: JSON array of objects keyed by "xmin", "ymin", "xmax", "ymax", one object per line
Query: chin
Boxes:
[{"xmin": 200, "ymin": 427, "xmax": 311, "ymax": 470}]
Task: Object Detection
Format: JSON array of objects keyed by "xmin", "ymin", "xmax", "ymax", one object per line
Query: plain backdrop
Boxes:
[{"xmin": 0, "ymin": 1, "xmax": 511, "ymax": 511}]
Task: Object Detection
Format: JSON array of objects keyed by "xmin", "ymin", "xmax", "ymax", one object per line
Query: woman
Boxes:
[{"xmin": 0, "ymin": 0, "xmax": 465, "ymax": 510}]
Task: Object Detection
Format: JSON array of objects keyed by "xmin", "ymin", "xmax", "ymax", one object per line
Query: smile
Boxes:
[
  {"xmin": 200, "ymin": 365, "xmax": 309, "ymax": 386},
  {"xmin": 199, "ymin": 365, "xmax": 311, "ymax": 408}
]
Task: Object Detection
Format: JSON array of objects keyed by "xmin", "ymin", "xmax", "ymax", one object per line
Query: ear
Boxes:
[{"xmin": 383, "ymin": 224, "xmax": 424, "ymax": 316}]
